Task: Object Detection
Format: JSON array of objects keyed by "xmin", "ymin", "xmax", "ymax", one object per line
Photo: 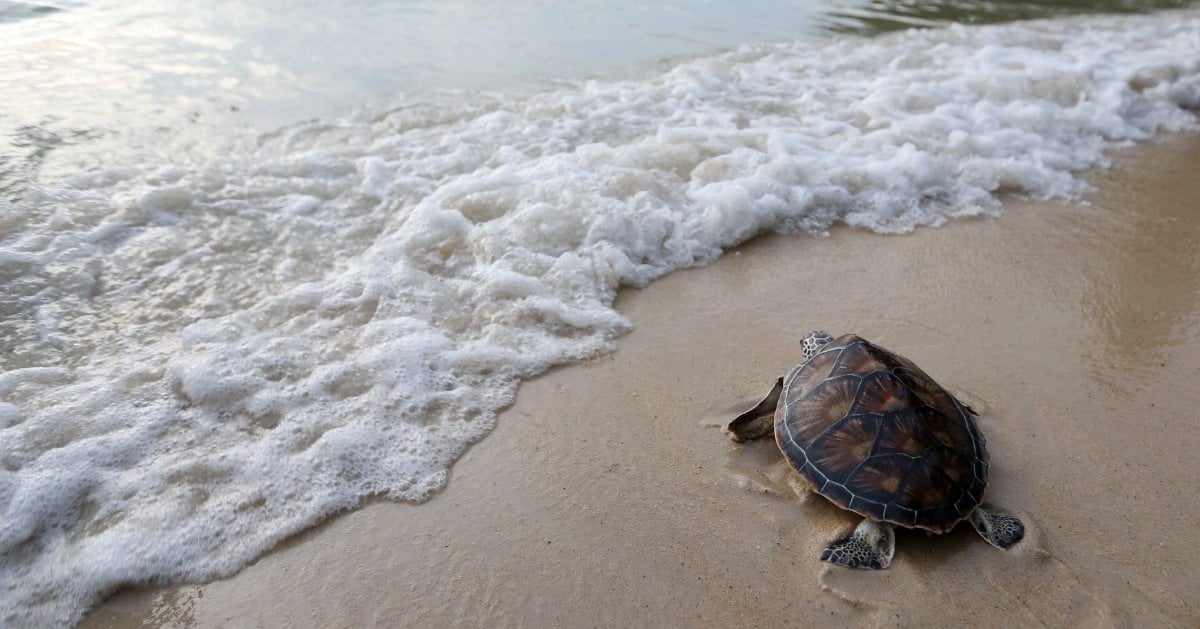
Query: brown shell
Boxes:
[{"xmin": 774, "ymin": 334, "xmax": 988, "ymax": 533}]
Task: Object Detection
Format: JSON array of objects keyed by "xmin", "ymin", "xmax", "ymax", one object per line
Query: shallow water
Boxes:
[
  {"xmin": 1, "ymin": 1, "xmax": 1198, "ymax": 625},
  {"xmin": 1, "ymin": 0, "xmax": 1192, "ymax": 200}
]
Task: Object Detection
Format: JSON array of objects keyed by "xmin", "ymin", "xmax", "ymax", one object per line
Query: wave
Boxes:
[{"xmin": 1, "ymin": 10, "xmax": 1197, "ymax": 625}]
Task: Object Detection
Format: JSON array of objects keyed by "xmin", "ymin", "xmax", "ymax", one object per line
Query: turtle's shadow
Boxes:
[{"xmin": 894, "ymin": 521, "xmax": 978, "ymax": 572}]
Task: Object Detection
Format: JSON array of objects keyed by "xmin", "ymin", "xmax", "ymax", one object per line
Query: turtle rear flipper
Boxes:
[
  {"xmin": 725, "ymin": 377, "xmax": 783, "ymax": 442},
  {"xmin": 820, "ymin": 519, "xmax": 895, "ymax": 569},
  {"xmin": 969, "ymin": 507, "xmax": 1024, "ymax": 549}
]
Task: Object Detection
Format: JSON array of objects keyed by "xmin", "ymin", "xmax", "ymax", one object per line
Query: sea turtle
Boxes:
[{"xmin": 725, "ymin": 331, "xmax": 1023, "ymax": 569}]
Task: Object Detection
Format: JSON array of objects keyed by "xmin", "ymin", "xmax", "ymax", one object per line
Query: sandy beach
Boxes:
[{"xmin": 81, "ymin": 131, "xmax": 1200, "ymax": 627}]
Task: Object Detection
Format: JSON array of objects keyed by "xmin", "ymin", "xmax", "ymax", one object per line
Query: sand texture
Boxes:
[{"xmin": 84, "ymin": 133, "xmax": 1200, "ymax": 627}]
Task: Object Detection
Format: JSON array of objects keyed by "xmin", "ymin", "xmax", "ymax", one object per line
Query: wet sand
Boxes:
[{"xmin": 83, "ymin": 132, "xmax": 1200, "ymax": 627}]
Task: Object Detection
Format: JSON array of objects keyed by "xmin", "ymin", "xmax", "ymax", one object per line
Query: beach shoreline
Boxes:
[{"xmin": 83, "ymin": 131, "xmax": 1200, "ymax": 627}]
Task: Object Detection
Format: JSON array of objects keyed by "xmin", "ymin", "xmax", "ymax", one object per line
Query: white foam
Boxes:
[{"xmin": 2, "ymin": 10, "xmax": 1198, "ymax": 625}]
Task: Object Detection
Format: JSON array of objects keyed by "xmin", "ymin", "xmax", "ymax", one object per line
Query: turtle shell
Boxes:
[{"xmin": 774, "ymin": 334, "xmax": 988, "ymax": 533}]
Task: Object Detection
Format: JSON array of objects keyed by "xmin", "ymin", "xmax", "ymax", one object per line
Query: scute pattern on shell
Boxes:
[{"xmin": 775, "ymin": 334, "xmax": 988, "ymax": 533}]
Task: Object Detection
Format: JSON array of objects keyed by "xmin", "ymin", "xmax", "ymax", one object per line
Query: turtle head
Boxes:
[{"xmin": 802, "ymin": 330, "xmax": 834, "ymax": 361}]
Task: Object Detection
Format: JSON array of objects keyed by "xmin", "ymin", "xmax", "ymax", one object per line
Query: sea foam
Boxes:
[{"xmin": 1, "ymin": 10, "xmax": 1198, "ymax": 625}]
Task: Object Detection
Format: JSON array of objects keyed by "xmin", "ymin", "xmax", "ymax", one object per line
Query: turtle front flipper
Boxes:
[
  {"xmin": 820, "ymin": 519, "xmax": 895, "ymax": 569},
  {"xmin": 724, "ymin": 377, "xmax": 783, "ymax": 442},
  {"xmin": 969, "ymin": 507, "xmax": 1025, "ymax": 549}
]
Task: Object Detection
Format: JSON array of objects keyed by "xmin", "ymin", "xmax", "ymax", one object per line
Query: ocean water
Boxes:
[{"xmin": 2, "ymin": 1, "xmax": 1199, "ymax": 624}]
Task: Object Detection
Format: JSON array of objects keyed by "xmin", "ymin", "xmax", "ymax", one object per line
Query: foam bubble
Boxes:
[{"xmin": 1, "ymin": 10, "xmax": 1198, "ymax": 625}]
